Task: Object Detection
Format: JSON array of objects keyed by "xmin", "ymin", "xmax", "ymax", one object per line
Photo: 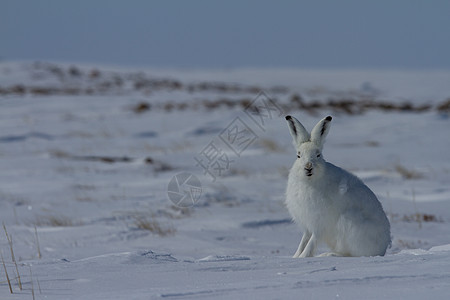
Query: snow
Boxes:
[{"xmin": 1, "ymin": 62, "xmax": 450, "ymax": 299}]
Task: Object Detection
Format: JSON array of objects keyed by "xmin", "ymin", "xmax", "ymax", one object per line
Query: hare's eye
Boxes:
[
  {"xmin": 297, "ymin": 153, "xmax": 301, "ymax": 159},
  {"xmin": 317, "ymin": 153, "xmax": 321, "ymax": 158}
]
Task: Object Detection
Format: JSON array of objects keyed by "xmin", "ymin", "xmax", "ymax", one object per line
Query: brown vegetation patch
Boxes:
[
  {"xmin": 389, "ymin": 212, "xmax": 444, "ymax": 224},
  {"xmin": 395, "ymin": 165, "xmax": 423, "ymax": 180},
  {"xmin": 1, "ymin": 62, "xmax": 449, "ymax": 116}
]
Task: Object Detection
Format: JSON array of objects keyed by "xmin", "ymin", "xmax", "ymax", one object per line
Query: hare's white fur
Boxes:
[{"xmin": 285, "ymin": 115, "xmax": 391, "ymax": 257}]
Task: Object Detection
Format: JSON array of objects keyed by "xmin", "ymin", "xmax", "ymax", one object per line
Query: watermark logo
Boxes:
[
  {"xmin": 168, "ymin": 91, "xmax": 284, "ymax": 206},
  {"xmin": 244, "ymin": 91, "xmax": 284, "ymax": 131},
  {"xmin": 194, "ymin": 141, "xmax": 234, "ymax": 181},
  {"xmin": 219, "ymin": 116, "xmax": 258, "ymax": 157},
  {"xmin": 194, "ymin": 91, "xmax": 283, "ymax": 182},
  {"xmin": 167, "ymin": 172, "xmax": 202, "ymax": 207}
]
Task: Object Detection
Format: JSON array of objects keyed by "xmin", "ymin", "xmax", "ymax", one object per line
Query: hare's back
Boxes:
[{"xmin": 325, "ymin": 163, "xmax": 384, "ymax": 213}]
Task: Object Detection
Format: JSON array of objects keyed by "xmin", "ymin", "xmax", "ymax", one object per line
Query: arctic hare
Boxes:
[{"xmin": 285, "ymin": 115, "xmax": 391, "ymax": 257}]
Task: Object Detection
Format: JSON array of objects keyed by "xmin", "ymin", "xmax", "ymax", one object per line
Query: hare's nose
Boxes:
[{"xmin": 304, "ymin": 162, "xmax": 313, "ymax": 176}]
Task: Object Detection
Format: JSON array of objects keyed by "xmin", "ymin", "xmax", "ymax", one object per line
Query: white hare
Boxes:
[{"xmin": 285, "ymin": 115, "xmax": 391, "ymax": 257}]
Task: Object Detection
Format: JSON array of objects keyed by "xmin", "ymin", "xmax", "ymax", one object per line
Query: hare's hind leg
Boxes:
[{"xmin": 293, "ymin": 231, "xmax": 314, "ymax": 258}]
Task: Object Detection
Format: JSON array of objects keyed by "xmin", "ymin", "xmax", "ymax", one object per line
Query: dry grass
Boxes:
[
  {"xmin": 3, "ymin": 62, "xmax": 450, "ymax": 117},
  {"xmin": 2, "ymin": 223, "xmax": 22, "ymax": 291},
  {"xmin": 2, "ymin": 224, "xmax": 41, "ymax": 296},
  {"xmin": 396, "ymin": 239, "xmax": 428, "ymax": 250},
  {"xmin": 228, "ymin": 168, "xmax": 249, "ymax": 177},
  {"xmin": 73, "ymin": 184, "xmax": 97, "ymax": 191},
  {"xmin": 258, "ymin": 138, "xmax": 283, "ymax": 153},
  {"xmin": 34, "ymin": 226, "xmax": 42, "ymax": 259},
  {"xmin": 402, "ymin": 213, "xmax": 442, "ymax": 223},
  {"xmin": 365, "ymin": 141, "xmax": 380, "ymax": 147},
  {"xmin": 131, "ymin": 214, "xmax": 175, "ymax": 237},
  {"xmin": 75, "ymin": 196, "xmax": 95, "ymax": 203},
  {"xmin": 389, "ymin": 212, "xmax": 443, "ymax": 224},
  {"xmin": 29, "ymin": 267, "xmax": 35, "ymax": 300},
  {"xmin": 1, "ymin": 252, "xmax": 13, "ymax": 294},
  {"xmin": 395, "ymin": 165, "xmax": 423, "ymax": 179},
  {"xmin": 132, "ymin": 102, "xmax": 151, "ymax": 113},
  {"xmin": 34, "ymin": 214, "xmax": 81, "ymax": 227},
  {"xmin": 51, "ymin": 149, "xmax": 174, "ymax": 172},
  {"xmin": 437, "ymin": 98, "xmax": 450, "ymax": 113},
  {"xmin": 50, "ymin": 149, "xmax": 134, "ymax": 164},
  {"xmin": 288, "ymin": 93, "xmax": 434, "ymax": 115}
]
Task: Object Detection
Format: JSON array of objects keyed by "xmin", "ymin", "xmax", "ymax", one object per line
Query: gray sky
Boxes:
[{"xmin": 1, "ymin": 0, "xmax": 450, "ymax": 69}]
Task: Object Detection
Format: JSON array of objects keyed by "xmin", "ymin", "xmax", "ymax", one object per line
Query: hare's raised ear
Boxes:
[
  {"xmin": 310, "ymin": 116, "xmax": 332, "ymax": 148},
  {"xmin": 285, "ymin": 115, "xmax": 309, "ymax": 146}
]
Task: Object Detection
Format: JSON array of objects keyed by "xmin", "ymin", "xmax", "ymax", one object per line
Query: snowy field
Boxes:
[{"xmin": 1, "ymin": 62, "xmax": 450, "ymax": 299}]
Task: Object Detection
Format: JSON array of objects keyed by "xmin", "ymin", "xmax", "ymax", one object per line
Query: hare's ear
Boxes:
[
  {"xmin": 310, "ymin": 116, "xmax": 332, "ymax": 148},
  {"xmin": 285, "ymin": 115, "xmax": 309, "ymax": 146}
]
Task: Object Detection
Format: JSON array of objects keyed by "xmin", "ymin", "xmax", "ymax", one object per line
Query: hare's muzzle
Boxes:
[{"xmin": 304, "ymin": 162, "xmax": 313, "ymax": 177}]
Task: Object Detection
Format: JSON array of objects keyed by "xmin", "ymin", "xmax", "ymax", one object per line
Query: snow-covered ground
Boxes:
[{"xmin": 1, "ymin": 62, "xmax": 450, "ymax": 299}]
